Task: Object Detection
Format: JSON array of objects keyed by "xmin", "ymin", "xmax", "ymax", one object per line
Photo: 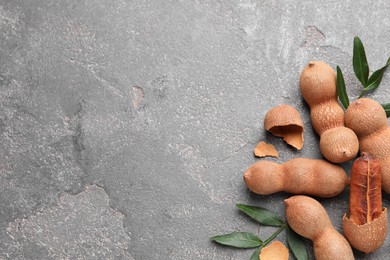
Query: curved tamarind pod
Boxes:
[
  {"xmin": 346, "ymin": 97, "xmax": 390, "ymax": 193},
  {"xmin": 285, "ymin": 195, "xmax": 354, "ymax": 260},
  {"xmin": 300, "ymin": 61, "xmax": 359, "ymax": 163}
]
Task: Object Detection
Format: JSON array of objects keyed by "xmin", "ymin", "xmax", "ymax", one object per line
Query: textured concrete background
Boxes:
[{"xmin": 1, "ymin": 0, "xmax": 390, "ymax": 259}]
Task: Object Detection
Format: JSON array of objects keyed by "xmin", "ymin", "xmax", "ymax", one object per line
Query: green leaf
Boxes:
[
  {"xmin": 236, "ymin": 204, "xmax": 284, "ymax": 227},
  {"xmin": 210, "ymin": 232, "xmax": 262, "ymax": 248},
  {"xmin": 353, "ymin": 36, "xmax": 369, "ymax": 88},
  {"xmin": 381, "ymin": 103, "xmax": 390, "ymax": 118},
  {"xmin": 250, "ymin": 246, "xmax": 262, "ymax": 260},
  {"xmin": 286, "ymin": 225, "xmax": 308, "ymax": 260},
  {"xmin": 336, "ymin": 66, "xmax": 349, "ymax": 109},
  {"xmin": 360, "ymin": 57, "xmax": 390, "ymax": 97}
]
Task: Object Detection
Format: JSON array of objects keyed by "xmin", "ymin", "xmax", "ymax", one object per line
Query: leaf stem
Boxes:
[
  {"xmin": 358, "ymin": 89, "xmax": 367, "ymax": 99},
  {"xmin": 262, "ymin": 223, "xmax": 287, "ymax": 246},
  {"xmin": 250, "ymin": 246, "xmax": 262, "ymax": 260}
]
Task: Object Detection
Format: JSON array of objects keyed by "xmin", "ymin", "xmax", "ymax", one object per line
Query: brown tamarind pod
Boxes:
[
  {"xmin": 300, "ymin": 61, "xmax": 359, "ymax": 163},
  {"xmin": 346, "ymin": 97, "xmax": 390, "ymax": 193},
  {"xmin": 343, "ymin": 153, "xmax": 387, "ymax": 253},
  {"xmin": 285, "ymin": 195, "xmax": 354, "ymax": 260},
  {"xmin": 243, "ymin": 158, "xmax": 349, "ymax": 198}
]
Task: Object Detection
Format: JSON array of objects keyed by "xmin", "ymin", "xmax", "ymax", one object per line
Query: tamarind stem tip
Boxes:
[{"xmin": 243, "ymin": 170, "xmax": 250, "ymax": 180}]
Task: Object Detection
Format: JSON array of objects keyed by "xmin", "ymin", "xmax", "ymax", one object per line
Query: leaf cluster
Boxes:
[
  {"xmin": 210, "ymin": 204, "xmax": 308, "ymax": 260},
  {"xmin": 336, "ymin": 37, "xmax": 390, "ymax": 115}
]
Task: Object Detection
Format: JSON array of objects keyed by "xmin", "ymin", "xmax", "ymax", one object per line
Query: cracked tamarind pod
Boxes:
[
  {"xmin": 300, "ymin": 61, "xmax": 359, "ymax": 163},
  {"xmin": 343, "ymin": 153, "xmax": 387, "ymax": 253}
]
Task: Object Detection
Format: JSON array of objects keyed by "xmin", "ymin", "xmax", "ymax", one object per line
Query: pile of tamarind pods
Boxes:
[{"xmin": 244, "ymin": 61, "xmax": 389, "ymax": 258}]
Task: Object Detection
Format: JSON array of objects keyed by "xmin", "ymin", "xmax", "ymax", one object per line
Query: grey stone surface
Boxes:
[
  {"xmin": 7, "ymin": 185, "xmax": 133, "ymax": 259},
  {"xmin": 0, "ymin": 0, "xmax": 390, "ymax": 259}
]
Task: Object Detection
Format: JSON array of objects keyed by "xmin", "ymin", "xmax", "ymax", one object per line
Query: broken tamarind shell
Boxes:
[
  {"xmin": 343, "ymin": 153, "xmax": 388, "ymax": 253},
  {"xmin": 264, "ymin": 105, "xmax": 304, "ymax": 150},
  {"xmin": 253, "ymin": 141, "xmax": 279, "ymax": 158}
]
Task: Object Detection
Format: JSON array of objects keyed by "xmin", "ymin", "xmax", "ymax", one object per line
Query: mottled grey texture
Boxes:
[
  {"xmin": 7, "ymin": 185, "xmax": 132, "ymax": 259},
  {"xmin": 0, "ymin": 0, "xmax": 390, "ymax": 259}
]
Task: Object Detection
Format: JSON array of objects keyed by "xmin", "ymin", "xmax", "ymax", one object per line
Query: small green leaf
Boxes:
[
  {"xmin": 236, "ymin": 204, "xmax": 284, "ymax": 227},
  {"xmin": 353, "ymin": 36, "xmax": 369, "ymax": 87},
  {"xmin": 286, "ymin": 225, "xmax": 308, "ymax": 260},
  {"xmin": 210, "ymin": 232, "xmax": 262, "ymax": 248},
  {"xmin": 360, "ymin": 57, "xmax": 390, "ymax": 97},
  {"xmin": 250, "ymin": 246, "xmax": 262, "ymax": 260},
  {"xmin": 336, "ymin": 66, "xmax": 349, "ymax": 109},
  {"xmin": 381, "ymin": 103, "xmax": 390, "ymax": 118}
]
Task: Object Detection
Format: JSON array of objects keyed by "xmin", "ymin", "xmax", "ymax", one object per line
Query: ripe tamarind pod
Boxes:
[
  {"xmin": 285, "ymin": 195, "xmax": 354, "ymax": 260},
  {"xmin": 346, "ymin": 97, "xmax": 390, "ymax": 193},
  {"xmin": 343, "ymin": 153, "xmax": 387, "ymax": 253},
  {"xmin": 243, "ymin": 158, "xmax": 349, "ymax": 197},
  {"xmin": 300, "ymin": 61, "xmax": 359, "ymax": 163}
]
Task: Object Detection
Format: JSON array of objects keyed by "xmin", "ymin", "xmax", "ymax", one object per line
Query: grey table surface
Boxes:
[{"xmin": 1, "ymin": 0, "xmax": 390, "ymax": 259}]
